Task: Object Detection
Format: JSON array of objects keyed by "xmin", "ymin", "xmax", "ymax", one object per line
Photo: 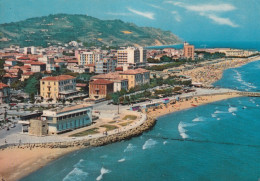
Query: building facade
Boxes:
[
  {"xmin": 95, "ymin": 59, "xmax": 117, "ymax": 74},
  {"xmin": 40, "ymin": 75, "xmax": 77, "ymax": 100},
  {"xmin": 183, "ymin": 42, "xmax": 195, "ymax": 60},
  {"xmin": 0, "ymin": 83, "xmax": 10, "ymax": 104},
  {"xmin": 78, "ymin": 52, "xmax": 102, "ymax": 65},
  {"xmin": 89, "ymin": 79, "xmax": 114, "ymax": 99},
  {"xmin": 117, "ymin": 47, "xmax": 146, "ymax": 68},
  {"xmin": 119, "ymin": 68, "xmax": 150, "ymax": 89},
  {"xmin": 41, "ymin": 105, "xmax": 92, "ymax": 134}
]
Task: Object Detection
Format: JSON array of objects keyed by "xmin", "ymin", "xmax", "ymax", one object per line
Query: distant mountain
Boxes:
[{"xmin": 0, "ymin": 14, "xmax": 181, "ymax": 48}]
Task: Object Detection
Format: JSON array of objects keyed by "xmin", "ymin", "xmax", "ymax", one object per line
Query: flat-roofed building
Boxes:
[
  {"xmin": 183, "ymin": 42, "xmax": 195, "ymax": 60},
  {"xmin": 95, "ymin": 59, "xmax": 116, "ymax": 74},
  {"xmin": 117, "ymin": 47, "xmax": 146, "ymax": 68},
  {"xmin": 40, "ymin": 75, "xmax": 78, "ymax": 101},
  {"xmin": 78, "ymin": 51, "xmax": 102, "ymax": 65},
  {"xmin": 41, "ymin": 104, "xmax": 93, "ymax": 134}
]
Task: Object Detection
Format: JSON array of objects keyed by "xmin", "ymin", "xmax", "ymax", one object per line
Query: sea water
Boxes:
[{"xmin": 22, "ymin": 59, "xmax": 260, "ymax": 181}]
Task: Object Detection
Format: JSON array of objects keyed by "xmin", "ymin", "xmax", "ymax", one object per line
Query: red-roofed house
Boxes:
[
  {"xmin": 31, "ymin": 62, "xmax": 46, "ymax": 72},
  {"xmin": 3, "ymin": 73, "xmax": 18, "ymax": 85},
  {"xmin": 0, "ymin": 82, "xmax": 10, "ymax": 103},
  {"xmin": 89, "ymin": 79, "xmax": 113, "ymax": 99},
  {"xmin": 5, "ymin": 58, "xmax": 18, "ymax": 66},
  {"xmin": 4, "ymin": 64, "xmax": 12, "ymax": 70}
]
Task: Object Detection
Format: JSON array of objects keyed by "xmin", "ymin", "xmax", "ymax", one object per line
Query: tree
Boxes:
[
  {"xmin": 111, "ymin": 93, "xmax": 120, "ymax": 104},
  {"xmin": 24, "ymin": 73, "xmax": 43, "ymax": 94},
  {"xmin": 10, "ymin": 80, "xmax": 24, "ymax": 90},
  {"xmin": 30, "ymin": 93, "xmax": 35, "ymax": 103}
]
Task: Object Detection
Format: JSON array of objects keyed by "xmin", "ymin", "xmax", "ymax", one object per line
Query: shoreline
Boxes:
[{"xmin": 1, "ymin": 56, "xmax": 259, "ymax": 181}]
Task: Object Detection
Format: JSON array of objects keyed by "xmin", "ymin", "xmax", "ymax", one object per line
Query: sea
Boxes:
[{"xmin": 22, "ymin": 42, "xmax": 260, "ymax": 181}]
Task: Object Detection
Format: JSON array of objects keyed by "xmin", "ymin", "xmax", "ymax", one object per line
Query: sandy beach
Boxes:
[
  {"xmin": 147, "ymin": 92, "xmax": 241, "ymax": 118},
  {"xmin": 0, "ymin": 56, "xmax": 259, "ymax": 181},
  {"xmin": 179, "ymin": 56, "xmax": 260, "ymax": 86},
  {"xmin": 0, "ymin": 147, "xmax": 80, "ymax": 181}
]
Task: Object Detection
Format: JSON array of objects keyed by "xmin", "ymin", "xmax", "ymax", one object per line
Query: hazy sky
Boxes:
[{"xmin": 0, "ymin": 0, "xmax": 259, "ymax": 42}]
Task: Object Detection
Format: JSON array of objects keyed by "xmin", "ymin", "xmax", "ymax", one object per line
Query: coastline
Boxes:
[{"xmin": 1, "ymin": 56, "xmax": 259, "ymax": 181}]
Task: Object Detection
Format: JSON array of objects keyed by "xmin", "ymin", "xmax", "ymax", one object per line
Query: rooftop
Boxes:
[
  {"xmin": 0, "ymin": 82, "xmax": 9, "ymax": 89},
  {"xmin": 45, "ymin": 104, "xmax": 92, "ymax": 114},
  {"xmin": 90, "ymin": 79, "xmax": 113, "ymax": 85},
  {"xmin": 41, "ymin": 75, "xmax": 75, "ymax": 81}
]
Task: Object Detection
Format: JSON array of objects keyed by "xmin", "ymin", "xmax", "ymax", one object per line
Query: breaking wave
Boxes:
[
  {"xmin": 63, "ymin": 168, "xmax": 88, "ymax": 181},
  {"xmin": 142, "ymin": 139, "xmax": 157, "ymax": 150},
  {"xmin": 96, "ymin": 167, "xmax": 111, "ymax": 181}
]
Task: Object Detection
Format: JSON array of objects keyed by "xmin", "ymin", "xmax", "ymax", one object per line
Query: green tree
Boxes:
[{"xmin": 30, "ymin": 93, "xmax": 35, "ymax": 103}]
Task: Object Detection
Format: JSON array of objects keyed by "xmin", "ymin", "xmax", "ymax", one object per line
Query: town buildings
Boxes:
[
  {"xmin": 0, "ymin": 83, "xmax": 10, "ymax": 104},
  {"xmin": 117, "ymin": 47, "xmax": 147, "ymax": 68},
  {"xmin": 183, "ymin": 42, "xmax": 195, "ymax": 60},
  {"xmin": 40, "ymin": 75, "xmax": 77, "ymax": 101}
]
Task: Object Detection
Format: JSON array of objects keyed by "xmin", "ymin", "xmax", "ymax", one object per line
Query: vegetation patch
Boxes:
[
  {"xmin": 119, "ymin": 121, "xmax": 133, "ymax": 127},
  {"xmin": 123, "ymin": 115, "xmax": 137, "ymax": 120},
  {"xmin": 100, "ymin": 124, "xmax": 118, "ymax": 131},
  {"xmin": 69, "ymin": 128, "xmax": 99, "ymax": 137}
]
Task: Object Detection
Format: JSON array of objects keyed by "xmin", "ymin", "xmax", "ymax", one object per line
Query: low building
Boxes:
[
  {"xmin": 28, "ymin": 118, "xmax": 48, "ymax": 136},
  {"xmin": 31, "ymin": 62, "xmax": 46, "ymax": 72},
  {"xmin": 89, "ymin": 79, "xmax": 114, "ymax": 99},
  {"xmin": 40, "ymin": 75, "xmax": 78, "ymax": 101},
  {"xmin": 21, "ymin": 72, "xmax": 34, "ymax": 81},
  {"xmin": 76, "ymin": 83, "xmax": 87, "ymax": 91},
  {"xmin": 41, "ymin": 104, "xmax": 93, "ymax": 134},
  {"xmin": 0, "ymin": 82, "xmax": 10, "ymax": 104},
  {"xmin": 5, "ymin": 58, "xmax": 18, "ymax": 66}
]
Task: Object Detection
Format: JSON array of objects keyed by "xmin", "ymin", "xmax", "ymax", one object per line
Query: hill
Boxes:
[{"xmin": 0, "ymin": 14, "xmax": 181, "ymax": 48}]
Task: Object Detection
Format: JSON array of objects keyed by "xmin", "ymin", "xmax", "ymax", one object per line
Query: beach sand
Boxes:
[
  {"xmin": 147, "ymin": 92, "xmax": 241, "ymax": 118},
  {"xmin": 179, "ymin": 56, "xmax": 260, "ymax": 86},
  {"xmin": 0, "ymin": 147, "xmax": 79, "ymax": 181}
]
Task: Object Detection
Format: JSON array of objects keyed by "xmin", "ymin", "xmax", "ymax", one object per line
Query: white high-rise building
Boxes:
[
  {"xmin": 117, "ymin": 47, "xmax": 146, "ymax": 68},
  {"xmin": 24, "ymin": 46, "xmax": 37, "ymax": 55},
  {"xmin": 78, "ymin": 52, "xmax": 102, "ymax": 65}
]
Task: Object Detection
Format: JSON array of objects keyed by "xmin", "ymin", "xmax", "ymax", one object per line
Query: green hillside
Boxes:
[{"xmin": 0, "ymin": 14, "xmax": 181, "ymax": 48}]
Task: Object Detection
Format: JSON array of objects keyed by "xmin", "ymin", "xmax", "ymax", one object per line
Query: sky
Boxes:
[{"xmin": 0, "ymin": 0, "xmax": 260, "ymax": 42}]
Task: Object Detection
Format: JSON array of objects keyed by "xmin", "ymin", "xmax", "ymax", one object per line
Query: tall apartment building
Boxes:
[
  {"xmin": 95, "ymin": 59, "xmax": 117, "ymax": 74},
  {"xmin": 117, "ymin": 47, "xmax": 146, "ymax": 68},
  {"xmin": 24, "ymin": 46, "xmax": 37, "ymax": 55},
  {"xmin": 78, "ymin": 51, "xmax": 102, "ymax": 65},
  {"xmin": 183, "ymin": 42, "xmax": 195, "ymax": 60},
  {"xmin": 40, "ymin": 75, "xmax": 77, "ymax": 100}
]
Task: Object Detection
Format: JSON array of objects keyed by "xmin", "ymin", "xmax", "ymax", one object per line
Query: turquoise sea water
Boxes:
[{"xmin": 22, "ymin": 61, "xmax": 260, "ymax": 181}]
